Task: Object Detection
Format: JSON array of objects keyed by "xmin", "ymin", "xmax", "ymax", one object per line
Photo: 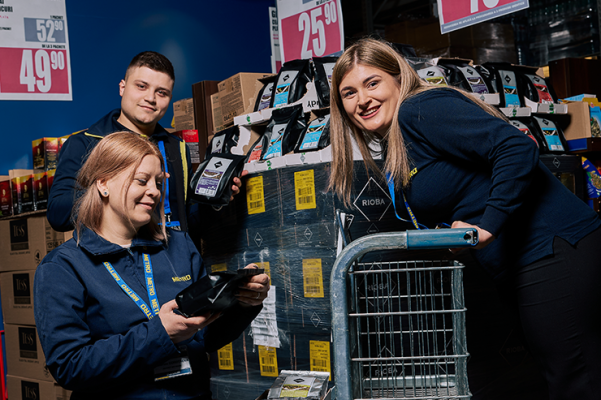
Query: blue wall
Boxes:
[{"xmin": 0, "ymin": 0, "xmax": 274, "ymax": 175}]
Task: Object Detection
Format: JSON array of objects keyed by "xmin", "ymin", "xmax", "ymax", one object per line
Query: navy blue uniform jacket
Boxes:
[
  {"xmin": 47, "ymin": 109, "xmax": 192, "ymax": 233},
  {"xmin": 34, "ymin": 228, "xmax": 261, "ymax": 399},
  {"xmin": 397, "ymin": 89, "xmax": 601, "ymax": 279}
]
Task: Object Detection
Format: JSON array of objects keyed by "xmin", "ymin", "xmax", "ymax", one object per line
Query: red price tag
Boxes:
[
  {"xmin": 280, "ymin": 0, "xmax": 342, "ymax": 62},
  {"xmin": 0, "ymin": 47, "xmax": 69, "ymax": 94}
]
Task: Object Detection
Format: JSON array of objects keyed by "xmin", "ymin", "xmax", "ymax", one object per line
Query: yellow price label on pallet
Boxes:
[
  {"xmin": 217, "ymin": 343, "xmax": 234, "ymax": 370},
  {"xmin": 211, "ymin": 263, "xmax": 227, "ymax": 273},
  {"xmin": 310, "ymin": 340, "xmax": 331, "ymax": 380},
  {"xmin": 303, "ymin": 259, "xmax": 324, "ymax": 298},
  {"xmin": 258, "ymin": 345, "xmax": 279, "ymax": 377},
  {"xmin": 294, "ymin": 170, "xmax": 316, "ymax": 210},
  {"xmin": 246, "ymin": 176, "xmax": 266, "ymax": 215}
]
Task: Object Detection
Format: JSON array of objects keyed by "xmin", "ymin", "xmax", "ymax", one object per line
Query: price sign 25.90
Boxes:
[{"xmin": 279, "ymin": 0, "xmax": 343, "ymax": 62}]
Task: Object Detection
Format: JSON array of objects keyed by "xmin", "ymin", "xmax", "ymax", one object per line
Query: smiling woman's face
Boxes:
[
  {"xmin": 102, "ymin": 155, "xmax": 163, "ymax": 235},
  {"xmin": 339, "ymin": 63, "xmax": 402, "ymax": 137}
]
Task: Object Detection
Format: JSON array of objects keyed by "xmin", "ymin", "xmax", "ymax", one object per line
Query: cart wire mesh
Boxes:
[{"xmin": 331, "ymin": 230, "xmax": 474, "ymax": 400}]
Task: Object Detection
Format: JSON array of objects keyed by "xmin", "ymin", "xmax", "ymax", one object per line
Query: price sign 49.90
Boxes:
[
  {"xmin": 0, "ymin": 47, "xmax": 69, "ymax": 94},
  {"xmin": 280, "ymin": 0, "xmax": 342, "ymax": 62}
]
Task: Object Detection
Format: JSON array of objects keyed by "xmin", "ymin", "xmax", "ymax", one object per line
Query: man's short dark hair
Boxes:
[{"xmin": 125, "ymin": 51, "xmax": 175, "ymax": 81}]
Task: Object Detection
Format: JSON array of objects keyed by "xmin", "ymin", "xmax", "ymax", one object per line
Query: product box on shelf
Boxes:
[
  {"xmin": 57, "ymin": 134, "xmax": 73, "ymax": 157},
  {"xmin": 33, "ymin": 171, "xmax": 49, "ymax": 211},
  {"xmin": 1, "ymin": 178, "xmax": 12, "ymax": 217},
  {"xmin": 173, "ymin": 98, "xmax": 196, "ymax": 131},
  {"xmin": 213, "ymin": 72, "xmax": 272, "ymax": 129},
  {"xmin": 32, "ymin": 138, "xmax": 58, "ymax": 171},
  {"xmin": 5, "ymin": 323, "xmax": 54, "ymax": 382},
  {"xmin": 47, "ymin": 169, "xmax": 56, "ymax": 188},
  {"xmin": 562, "ymin": 101, "xmax": 601, "ymax": 140},
  {"xmin": 1, "ymin": 270, "xmax": 36, "ymax": 325},
  {"xmin": 7, "ymin": 375, "xmax": 71, "ymax": 400},
  {"xmin": 0, "ymin": 215, "xmax": 73, "ymax": 272},
  {"xmin": 192, "ymin": 80, "xmax": 219, "ymax": 161},
  {"xmin": 11, "ymin": 173, "xmax": 34, "ymax": 215},
  {"xmin": 172, "ymin": 130, "xmax": 201, "ymax": 173}
]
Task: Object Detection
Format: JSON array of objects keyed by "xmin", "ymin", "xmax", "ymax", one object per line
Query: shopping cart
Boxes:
[{"xmin": 331, "ymin": 229, "xmax": 477, "ymax": 400}]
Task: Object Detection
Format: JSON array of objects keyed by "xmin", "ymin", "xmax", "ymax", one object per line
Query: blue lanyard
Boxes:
[
  {"xmin": 386, "ymin": 172, "xmax": 426, "ymax": 230},
  {"xmin": 104, "ymin": 253, "xmax": 160, "ymax": 320},
  {"xmin": 157, "ymin": 141, "xmax": 180, "ymax": 228}
]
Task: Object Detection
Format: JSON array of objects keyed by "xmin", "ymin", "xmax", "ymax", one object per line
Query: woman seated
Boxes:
[{"xmin": 34, "ymin": 131, "xmax": 270, "ymax": 400}]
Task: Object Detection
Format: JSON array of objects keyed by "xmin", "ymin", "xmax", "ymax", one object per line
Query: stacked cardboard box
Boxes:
[{"xmin": 0, "ymin": 214, "xmax": 73, "ymax": 399}]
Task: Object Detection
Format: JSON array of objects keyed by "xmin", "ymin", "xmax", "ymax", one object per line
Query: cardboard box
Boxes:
[
  {"xmin": 7, "ymin": 375, "xmax": 71, "ymax": 400},
  {"xmin": 0, "ymin": 215, "xmax": 73, "ymax": 272},
  {"xmin": 215, "ymin": 73, "xmax": 271, "ymax": 128},
  {"xmin": 11, "ymin": 174, "xmax": 34, "ymax": 215},
  {"xmin": 33, "ymin": 171, "xmax": 49, "ymax": 211},
  {"xmin": 211, "ymin": 92, "xmax": 225, "ymax": 133},
  {"xmin": 1, "ymin": 270, "xmax": 36, "ymax": 325},
  {"xmin": 1, "ymin": 178, "xmax": 12, "ymax": 217},
  {"xmin": 173, "ymin": 98, "xmax": 196, "ymax": 131},
  {"xmin": 32, "ymin": 138, "xmax": 58, "ymax": 171},
  {"xmin": 173, "ymin": 130, "xmax": 201, "ymax": 172},
  {"xmin": 5, "ymin": 324, "xmax": 54, "ymax": 382},
  {"xmin": 563, "ymin": 102, "xmax": 596, "ymax": 140}
]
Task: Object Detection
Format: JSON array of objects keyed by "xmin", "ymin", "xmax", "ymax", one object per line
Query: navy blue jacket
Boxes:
[
  {"xmin": 48, "ymin": 109, "xmax": 192, "ymax": 233},
  {"xmin": 34, "ymin": 227, "xmax": 261, "ymax": 399},
  {"xmin": 396, "ymin": 89, "xmax": 601, "ymax": 279}
]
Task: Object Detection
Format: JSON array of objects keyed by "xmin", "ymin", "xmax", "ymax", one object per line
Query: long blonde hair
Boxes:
[
  {"xmin": 328, "ymin": 38, "xmax": 506, "ymax": 206},
  {"xmin": 73, "ymin": 132, "xmax": 167, "ymax": 243}
]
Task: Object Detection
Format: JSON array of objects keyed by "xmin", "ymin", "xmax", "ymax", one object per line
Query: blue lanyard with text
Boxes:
[
  {"xmin": 104, "ymin": 253, "xmax": 160, "ymax": 320},
  {"xmin": 157, "ymin": 141, "xmax": 180, "ymax": 228},
  {"xmin": 386, "ymin": 173, "xmax": 450, "ymax": 230}
]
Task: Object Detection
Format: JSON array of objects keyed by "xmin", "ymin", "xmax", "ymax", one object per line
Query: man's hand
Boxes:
[{"xmin": 230, "ymin": 170, "xmax": 249, "ymax": 201}]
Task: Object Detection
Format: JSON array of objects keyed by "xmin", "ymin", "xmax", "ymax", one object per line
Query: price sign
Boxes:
[
  {"xmin": 277, "ymin": 0, "xmax": 344, "ymax": 64},
  {"xmin": 0, "ymin": 1, "xmax": 72, "ymax": 100},
  {"xmin": 438, "ymin": 0, "xmax": 529, "ymax": 34}
]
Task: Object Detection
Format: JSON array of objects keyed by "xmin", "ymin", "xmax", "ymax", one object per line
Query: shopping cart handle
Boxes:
[{"xmin": 406, "ymin": 228, "xmax": 478, "ymax": 250}]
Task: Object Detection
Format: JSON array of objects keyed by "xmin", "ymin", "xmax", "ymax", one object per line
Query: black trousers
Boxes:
[{"xmin": 508, "ymin": 227, "xmax": 601, "ymax": 400}]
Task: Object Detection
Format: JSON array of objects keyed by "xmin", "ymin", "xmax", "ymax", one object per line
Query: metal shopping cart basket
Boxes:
[{"xmin": 331, "ymin": 229, "xmax": 477, "ymax": 400}]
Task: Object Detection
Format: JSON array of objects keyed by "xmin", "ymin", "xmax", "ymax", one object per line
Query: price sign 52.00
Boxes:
[
  {"xmin": 0, "ymin": 48, "xmax": 69, "ymax": 94},
  {"xmin": 280, "ymin": 0, "xmax": 342, "ymax": 62}
]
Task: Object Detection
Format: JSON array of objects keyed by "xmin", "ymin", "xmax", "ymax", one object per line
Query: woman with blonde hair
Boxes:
[
  {"xmin": 329, "ymin": 38, "xmax": 601, "ymax": 399},
  {"xmin": 34, "ymin": 132, "xmax": 269, "ymax": 400}
]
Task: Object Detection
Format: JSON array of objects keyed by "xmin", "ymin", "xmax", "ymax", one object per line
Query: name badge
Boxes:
[{"xmin": 154, "ymin": 347, "xmax": 193, "ymax": 381}]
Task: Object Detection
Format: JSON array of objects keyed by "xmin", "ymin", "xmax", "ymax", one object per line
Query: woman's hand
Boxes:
[
  {"xmin": 236, "ymin": 263, "xmax": 271, "ymax": 307},
  {"xmin": 158, "ymin": 300, "xmax": 221, "ymax": 344},
  {"xmin": 230, "ymin": 170, "xmax": 249, "ymax": 201},
  {"xmin": 450, "ymin": 221, "xmax": 495, "ymax": 251}
]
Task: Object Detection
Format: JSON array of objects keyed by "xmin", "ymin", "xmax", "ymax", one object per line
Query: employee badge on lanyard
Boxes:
[{"xmin": 104, "ymin": 253, "xmax": 193, "ymax": 380}]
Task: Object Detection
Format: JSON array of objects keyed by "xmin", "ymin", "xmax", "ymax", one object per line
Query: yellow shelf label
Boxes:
[
  {"xmin": 303, "ymin": 259, "xmax": 324, "ymax": 298},
  {"xmin": 310, "ymin": 340, "xmax": 331, "ymax": 380},
  {"xmin": 258, "ymin": 345, "xmax": 279, "ymax": 377},
  {"xmin": 294, "ymin": 170, "xmax": 316, "ymax": 210},
  {"xmin": 246, "ymin": 176, "xmax": 266, "ymax": 215},
  {"xmin": 217, "ymin": 343, "xmax": 234, "ymax": 370}
]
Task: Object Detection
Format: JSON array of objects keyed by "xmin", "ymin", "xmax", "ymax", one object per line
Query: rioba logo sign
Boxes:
[
  {"xmin": 352, "ymin": 177, "xmax": 391, "ymax": 222},
  {"xmin": 438, "ymin": 0, "xmax": 529, "ymax": 34}
]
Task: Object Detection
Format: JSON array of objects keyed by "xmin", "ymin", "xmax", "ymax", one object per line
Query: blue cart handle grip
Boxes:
[{"xmin": 406, "ymin": 228, "xmax": 478, "ymax": 250}]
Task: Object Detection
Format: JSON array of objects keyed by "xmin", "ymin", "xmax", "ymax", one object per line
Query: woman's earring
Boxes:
[{"xmin": 104, "ymin": 191, "xmax": 108, "ymax": 196}]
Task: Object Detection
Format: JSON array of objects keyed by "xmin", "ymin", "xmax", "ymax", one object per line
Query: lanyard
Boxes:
[
  {"xmin": 386, "ymin": 172, "xmax": 426, "ymax": 230},
  {"xmin": 104, "ymin": 253, "xmax": 160, "ymax": 320},
  {"xmin": 157, "ymin": 141, "xmax": 180, "ymax": 228},
  {"xmin": 386, "ymin": 173, "xmax": 450, "ymax": 230}
]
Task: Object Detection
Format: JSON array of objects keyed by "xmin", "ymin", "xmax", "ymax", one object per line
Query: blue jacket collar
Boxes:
[
  {"xmin": 87, "ymin": 109, "xmax": 168, "ymax": 138},
  {"xmin": 74, "ymin": 226, "xmax": 165, "ymax": 257}
]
